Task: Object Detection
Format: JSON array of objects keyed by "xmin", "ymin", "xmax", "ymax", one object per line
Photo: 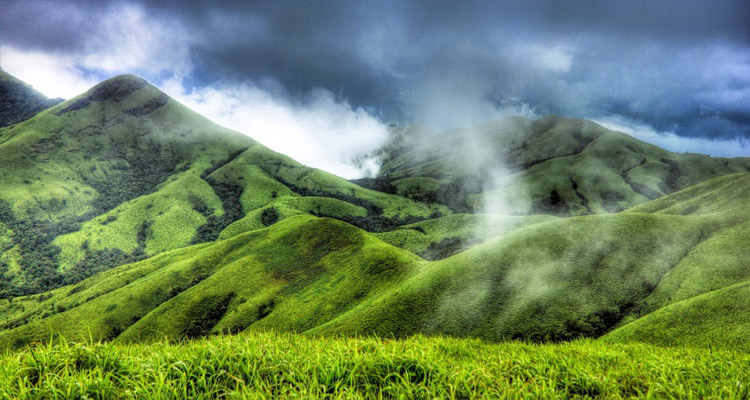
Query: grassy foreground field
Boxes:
[{"xmin": 2, "ymin": 332, "xmax": 749, "ymax": 399}]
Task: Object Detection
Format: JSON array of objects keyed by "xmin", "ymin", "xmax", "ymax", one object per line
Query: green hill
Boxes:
[
  {"xmin": 0, "ymin": 74, "xmax": 445, "ymax": 297},
  {"xmin": 605, "ymin": 280, "xmax": 750, "ymax": 351},
  {"xmin": 1, "ymin": 73, "xmax": 749, "ymax": 355},
  {"xmin": 369, "ymin": 116, "xmax": 750, "ymax": 215},
  {"xmin": 0, "ymin": 69, "xmax": 62, "ymax": 128},
  {"xmin": 2, "ymin": 172, "xmax": 750, "ymax": 350}
]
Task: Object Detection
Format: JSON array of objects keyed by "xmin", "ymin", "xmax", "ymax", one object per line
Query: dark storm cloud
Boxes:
[{"xmin": 3, "ymin": 0, "xmax": 749, "ymax": 139}]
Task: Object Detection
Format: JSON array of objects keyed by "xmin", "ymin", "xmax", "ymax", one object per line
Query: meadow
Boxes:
[{"xmin": 2, "ymin": 330, "xmax": 749, "ymax": 399}]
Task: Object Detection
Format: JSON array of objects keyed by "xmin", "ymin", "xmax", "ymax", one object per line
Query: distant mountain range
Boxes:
[{"xmin": 0, "ymin": 71, "xmax": 748, "ymax": 352}]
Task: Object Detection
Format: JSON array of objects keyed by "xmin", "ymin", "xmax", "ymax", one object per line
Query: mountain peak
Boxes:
[
  {"xmin": 54, "ymin": 74, "xmax": 168, "ymax": 116},
  {"xmin": 86, "ymin": 74, "xmax": 150, "ymax": 102}
]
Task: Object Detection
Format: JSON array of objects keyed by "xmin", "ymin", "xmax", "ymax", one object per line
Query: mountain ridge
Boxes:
[
  {"xmin": 0, "ymin": 73, "xmax": 748, "ymax": 353},
  {"xmin": 0, "ymin": 68, "xmax": 63, "ymax": 128}
]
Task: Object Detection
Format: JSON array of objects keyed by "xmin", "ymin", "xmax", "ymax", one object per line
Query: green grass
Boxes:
[
  {"xmin": 606, "ymin": 280, "xmax": 750, "ymax": 352},
  {"xmin": 4, "ymin": 173, "xmax": 750, "ymax": 350},
  {"xmin": 375, "ymin": 213, "xmax": 556, "ymax": 258},
  {"xmin": 0, "ymin": 215, "xmax": 420, "ymax": 348},
  {"xmin": 4, "ymin": 72, "xmax": 750, "ymax": 371},
  {"xmin": 2, "ymin": 331, "xmax": 749, "ymax": 399},
  {"xmin": 379, "ymin": 115, "xmax": 750, "ymax": 215},
  {"xmin": 0, "ymin": 74, "xmax": 447, "ymax": 295}
]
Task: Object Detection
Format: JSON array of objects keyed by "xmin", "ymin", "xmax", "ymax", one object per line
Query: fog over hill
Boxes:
[{"xmin": 2, "ymin": 0, "xmax": 748, "ymax": 179}]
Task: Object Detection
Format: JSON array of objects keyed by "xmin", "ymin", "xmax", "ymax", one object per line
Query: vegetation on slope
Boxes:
[
  {"xmin": 0, "ymin": 74, "xmax": 445, "ymax": 298},
  {"xmin": 2, "ymin": 72, "xmax": 750, "ymax": 359},
  {"xmin": 3, "ymin": 173, "xmax": 750, "ymax": 350},
  {"xmin": 373, "ymin": 116, "xmax": 750, "ymax": 216},
  {"xmin": 0, "ymin": 69, "xmax": 62, "ymax": 128},
  {"xmin": 317, "ymin": 213, "xmax": 707, "ymax": 341},
  {"xmin": 375, "ymin": 213, "xmax": 556, "ymax": 260},
  {"xmin": 0, "ymin": 215, "xmax": 420, "ymax": 347},
  {"xmin": 2, "ymin": 331, "xmax": 749, "ymax": 399},
  {"xmin": 605, "ymin": 280, "xmax": 750, "ymax": 352}
]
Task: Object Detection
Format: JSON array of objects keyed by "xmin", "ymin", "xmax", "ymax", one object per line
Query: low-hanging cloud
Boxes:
[
  {"xmin": 163, "ymin": 80, "xmax": 390, "ymax": 179},
  {"xmin": 1, "ymin": 0, "xmax": 748, "ymax": 175}
]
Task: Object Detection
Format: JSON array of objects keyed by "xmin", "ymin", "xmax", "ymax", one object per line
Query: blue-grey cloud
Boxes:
[{"xmin": 2, "ymin": 0, "xmax": 748, "ymax": 140}]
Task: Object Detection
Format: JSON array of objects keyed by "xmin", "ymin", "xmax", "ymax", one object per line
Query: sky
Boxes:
[{"xmin": 1, "ymin": 0, "xmax": 749, "ymax": 177}]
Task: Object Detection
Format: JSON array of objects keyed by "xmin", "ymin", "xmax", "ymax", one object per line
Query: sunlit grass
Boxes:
[{"xmin": 1, "ymin": 331, "xmax": 749, "ymax": 399}]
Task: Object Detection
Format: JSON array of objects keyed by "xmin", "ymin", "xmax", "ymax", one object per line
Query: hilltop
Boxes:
[
  {"xmin": 365, "ymin": 116, "xmax": 750, "ymax": 215},
  {"xmin": 0, "ymin": 73, "xmax": 444, "ymax": 297}
]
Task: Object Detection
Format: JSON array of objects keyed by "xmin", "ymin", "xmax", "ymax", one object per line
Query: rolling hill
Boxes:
[
  {"xmin": 1, "ymin": 171, "xmax": 749, "ymax": 351},
  {"xmin": 0, "ymin": 73, "xmax": 445, "ymax": 297},
  {"xmin": 0, "ymin": 72, "xmax": 749, "ymax": 355},
  {"xmin": 366, "ymin": 116, "xmax": 750, "ymax": 215}
]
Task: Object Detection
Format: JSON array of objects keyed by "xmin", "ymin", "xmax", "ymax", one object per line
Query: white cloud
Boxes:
[
  {"xmin": 162, "ymin": 80, "xmax": 390, "ymax": 179},
  {"xmin": 594, "ymin": 115, "xmax": 750, "ymax": 158},
  {"xmin": 0, "ymin": 2, "xmax": 192, "ymax": 99},
  {"xmin": 0, "ymin": 46, "xmax": 98, "ymax": 99},
  {"xmin": 79, "ymin": 4, "xmax": 192, "ymax": 76},
  {"xmin": 531, "ymin": 45, "xmax": 574, "ymax": 73}
]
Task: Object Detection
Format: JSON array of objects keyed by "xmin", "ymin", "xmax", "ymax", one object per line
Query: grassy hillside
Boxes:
[
  {"xmin": 375, "ymin": 213, "xmax": 557, "ymax": 260},
  {"xmin": 372, "ymin": 115, "xmax": 750, "ymax": 215},
  {"xmin": 316, "ymin": 212, "xmax": 707, "ymax": 341},
  {"xmin": 605, "ymin": 280, "xmax": 750, "ymax": 351},
  {"xmin": 2, "ymin": 73, "xmax": 749, "ymax": 359},
  {"xmin": 2, "ymin": 331, "xmax": 748, "ymax": 399},
  {"xmin": 0, "ymin": 69, "xmax": 62, "ymax": 128},
  {"xmin": 0, "ymin": 173, "xmax": 748, "ymax": 350},
  {"xmin": 0, "ymin": 215, "xmax": 421, "ymax": 348},
  {"xmin": 0, "ymin": 75, "xmax": 445, "ymax": 297},
  {"xmin": 599, "ymin": 173, "xmax": 750, "ymax": 351}
]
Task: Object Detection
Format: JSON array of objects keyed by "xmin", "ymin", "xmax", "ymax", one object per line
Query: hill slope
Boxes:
[
  {"xmin": 0, "ymin": 68, "xmax": 62, "ymax": 127},
  {"xmin": 1, "ymin": 73, "xmax": 749, "ymax": 353},
  {"xmin": 369, "ymin": 116, "xmax": 750, "ymax": 215},
  {"xmin": 2, "ymin": 173, "xmax": 750, "ymax": 349},
  {"xmin": 0, "ymin": 74, "xmax": 445, "ymax": 297}
]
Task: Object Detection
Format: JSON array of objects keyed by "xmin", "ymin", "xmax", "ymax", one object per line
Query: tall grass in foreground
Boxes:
[{"xmin": 1, "ymin": 331, "xmax": 748, "ymax": 399}]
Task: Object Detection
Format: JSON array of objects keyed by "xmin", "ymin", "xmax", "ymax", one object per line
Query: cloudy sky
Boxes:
[{"xmin": 1, "ymin": 0, "xmax": 749, "ymax": 177}]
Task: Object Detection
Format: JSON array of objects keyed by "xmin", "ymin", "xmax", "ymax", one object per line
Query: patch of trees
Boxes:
[
  {"xmin": 659, "ymin": 158, "xmax": 682, "ymax": 194},
  {"xmin": 532, "ymin": 190, "xmax": 570, "ymax": 216},
  {"xmin": 0, "ymin": 199, "xmax": 155, "ymax": 298},
  {"xmin": 191, "ymin": 148, "xmax": 250, "ymax": 243},
  {"xmin": 182, "ymin": 292, "xmax": 236, "ymax": 338},
  {"xmin": 0, "ymin": 200, "xmax": 80, "ymax": 298},
  {"xmin": 424, "ymin": 176, "xmax": 484, "ymax": 213},
  {"xmin": 64, "ymin": 243, "xmax": 147, "ymax": 286},
  {"xmin": 276, "ymin": 176, "xmax": 442, "ymax": 232},
  {"xmin": 200, "ymin": 147, "xmax": 249, "ymax": 180},
  {"xmin": 260, "ymin": 207, "xmax": 279, "ymax": 227},
  {"xmin": 349, "ymin": 177, "xmax": 396, "ymax": 194},
  {"xmin": 189, "ymin": 195, "xmax": 214, "ymax": 217},
  {"xmin": 418, "ymin": 237, "xmax": 479, "ymax": 261},
  {"xmin": 521, "ymin": 285, "xmax": 656, "ymax": 343},
  {"xmin": 600, "ymin": 190, "xmax": 626, "ymax": 213},
  {"xmin": 192, "ymin": 179, "xmax": 245, "ymax": 243},
  {"xmin": 85, "ymin": 143, "xmax": 179, "ymax": 213},
  {"xmin": 351, "ymin": 175, "xmax": 483, "ymax": 214}
]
